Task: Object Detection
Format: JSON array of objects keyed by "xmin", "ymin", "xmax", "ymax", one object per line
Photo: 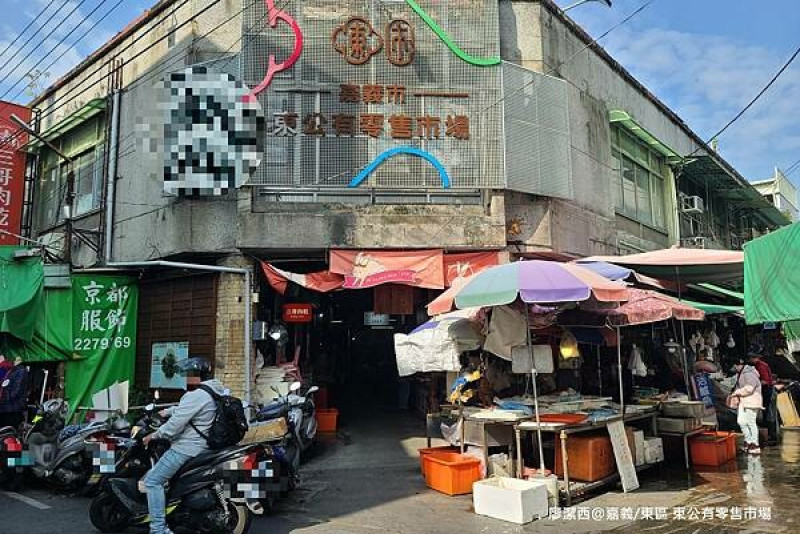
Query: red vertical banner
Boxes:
[{"xmin": 0, "ymin": 101, "xmax": 31, "ymax": 246}]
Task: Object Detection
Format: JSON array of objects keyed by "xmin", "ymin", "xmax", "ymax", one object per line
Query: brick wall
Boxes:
[{"xmin": 214, "ymin": 255, "xmax": 254, "ymax": 398}]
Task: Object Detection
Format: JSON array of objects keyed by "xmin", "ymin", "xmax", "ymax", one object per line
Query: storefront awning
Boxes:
[
  {"xmin": 609, "ymin": 109, "xmax": 683, "ymax": 163},
  {"xmin": 744, "ymin": 222, "xmax": 800, "ymax": 324},
  {"xmin": 25, "ymin": 98, "xmax": 107, "ymax": 151},
  {"xmin": 682, "ymin": 155, "xmax": 788, "ymax": 229},
  {"xmin": 680, "ymin": 300, "xmax": 743, "ymax": 316}
]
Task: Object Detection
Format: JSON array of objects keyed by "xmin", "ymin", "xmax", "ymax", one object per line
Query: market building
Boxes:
[
  {"xmin": 8, "ymin": 0, "xmax": 788, "ymax": 410},
  {"xmin": 753, "ymin": 167, "xmax": 799, "ymax": 223}
]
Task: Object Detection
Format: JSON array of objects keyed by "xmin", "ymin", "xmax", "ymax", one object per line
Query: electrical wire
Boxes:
[
  {"xmin": 0, "ymin": 0, "xmax": 126, "ymax": 110},
  {"xmin": 0, "ymin": 0, "xmax": 92, "ymax": 93},
  {"xmin": 0, "ymin": 0, "xmax": 61, "ymax": 63},
  {"xmin": 696, "ymin": 43, "xmax": 800, "ymax": 151},
  {"xmin": 0, "ymin": 0, "xmax": 71, "ymax": 81}
]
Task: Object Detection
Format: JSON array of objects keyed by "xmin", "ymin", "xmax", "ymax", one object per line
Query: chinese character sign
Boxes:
[
  {"xmin": 66, "ymin": 275, "xmax": 138, "ymax": 414},
  {"xmin": 0, "ymin": 101, "xmax": 31, "ymax": 245}
]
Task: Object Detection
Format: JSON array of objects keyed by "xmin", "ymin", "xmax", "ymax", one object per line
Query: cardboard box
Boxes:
[
  {"xmin": 473, "ymin": 477, "xmax": 549, "ymax": 524},
  {"xmin": 644, "ymin": 437, "xmax": 664, "ymax": 464},
  {"xmin": 657, "ymin": 417, "xmax": 702, "ymax": 433},
  {"xmin": 633, "ymin": 430, "xmax": 646, "ymax": 466}
]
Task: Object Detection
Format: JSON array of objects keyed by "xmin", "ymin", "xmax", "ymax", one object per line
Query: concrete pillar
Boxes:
[{"xmin": 213, "ymin": 253, "xmax": 253, "ymax": 397}]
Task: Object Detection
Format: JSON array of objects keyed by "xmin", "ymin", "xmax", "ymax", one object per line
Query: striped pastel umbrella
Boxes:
[{"xmin": 454, "ymin": 260, "xmax": 627, "ymax": 310}]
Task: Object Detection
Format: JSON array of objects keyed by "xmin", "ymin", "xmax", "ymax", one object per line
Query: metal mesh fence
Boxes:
[
  {"xmin": 502, "ymin": 61, "xmax": 573, "ymax": 199},
  {"xmin": 242, "ymin": 0, "xmax": 504, "ymax": 189}
]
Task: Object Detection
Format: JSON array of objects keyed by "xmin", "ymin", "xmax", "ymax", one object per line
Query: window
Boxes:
[
  {"xmin": 611, "ymin": 125, "xmax": 668, "ymax": 230},
  {"xmin": 35, "ymin": 114, "xmax": 106, "ymax": 230}
]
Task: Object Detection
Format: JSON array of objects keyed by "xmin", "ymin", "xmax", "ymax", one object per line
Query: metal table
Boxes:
[
  {"xmin": 460, "ymin": 415, "xmax": 527, "ymax": 476},
  {"xmin": 514, "ymin": 411, "xmax": 659, "ymax": 506}
]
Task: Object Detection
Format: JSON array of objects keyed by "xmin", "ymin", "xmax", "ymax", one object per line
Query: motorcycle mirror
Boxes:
[
  {"xmin": 307, "ymin": 386, "xmax": 319, "ymax": 394},
  {"xmin": 290, "ymin": 382, "xmax": 302, "ymax": 392}
]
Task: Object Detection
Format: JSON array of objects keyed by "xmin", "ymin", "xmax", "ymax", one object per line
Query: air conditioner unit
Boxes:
[
  {"xmin": 682, "ymin": 237, "xmax": 707, "ymax": 249},
  {"xmin": 682, "ymin": 195, "xmax": 704, "ymax": 214}
]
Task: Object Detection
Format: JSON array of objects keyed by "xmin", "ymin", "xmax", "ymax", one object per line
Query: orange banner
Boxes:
[
  {"xmin": 329, "ymin": 250, "xmax": 444, "ymax": 289},
  {"xmin": 443, "ymin": 251, "xmax": 501, "ymax": 286}
]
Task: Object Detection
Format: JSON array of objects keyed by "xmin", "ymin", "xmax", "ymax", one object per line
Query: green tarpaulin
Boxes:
[
  {"xmin": 682, "ymin": 300, "xmax": 743, "ymax": 315},
  {"xmin": 744, "ymin": 222, "xmax": 800, "ymax": 325},
  {"xmin": 0, "ymin": 246, "xmax": 44, "ymax": 341},
  {"xmin": 65, "ymin": 275, "xmax": 138, "ymax": 417},
  {"xmin": 2, "ymin": 287, "xmax": 73, "ymax": 362}
]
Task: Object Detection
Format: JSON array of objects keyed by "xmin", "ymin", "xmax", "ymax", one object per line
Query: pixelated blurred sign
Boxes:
[
  {"xmin": 0, "ymin": 101, "xmax": 31, "ymax": 245},
  {"xmin": 158, "ymin": 67, "xmax": 264, "ymax": 196}
]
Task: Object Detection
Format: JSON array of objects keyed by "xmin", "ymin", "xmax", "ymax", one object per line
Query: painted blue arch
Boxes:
[{"xmin": 348, "ymin": 147, "xmax": 451, "ymax": 188}]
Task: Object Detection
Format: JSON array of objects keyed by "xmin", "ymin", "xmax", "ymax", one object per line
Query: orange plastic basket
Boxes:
[
  {"xmin": 316, "ymin": 408, "xmax": 339, "ymax": 433},
  {"xmin": 418, "ymin": 446, "xmax": 459, "ymax": 477},
  {"xmin": 690, "ymin": 434, "xmax": 730, "ymax": 466},
  {"xmin": 700, "ymin": 431, "xmax": 737, "ymax": 459},
  {"xmin": 423, "ymin": 452, "xmax": 481, "ymax": 495}
]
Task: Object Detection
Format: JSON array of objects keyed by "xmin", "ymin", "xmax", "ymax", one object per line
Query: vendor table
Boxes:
[
  {"xmin": 514, "ymin": 411, "xmax": 659, "ymax": 506},
  {"xmin": 460, "ymin": 416, "xmax": 525, "ymax": 475},
  {"xmin": 658, "ymin": 423, "xmax": 717, "ymax": 469}
]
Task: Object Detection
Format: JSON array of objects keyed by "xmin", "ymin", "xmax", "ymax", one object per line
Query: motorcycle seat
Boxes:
[{"xmin": 258, "ymin": 402, "xmax": 290, "ymax": 421}]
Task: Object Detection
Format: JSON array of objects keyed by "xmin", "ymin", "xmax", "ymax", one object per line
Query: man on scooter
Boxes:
[{"xmin": 141, "ymin": 357, "xmax": 226, "ymax": 534}]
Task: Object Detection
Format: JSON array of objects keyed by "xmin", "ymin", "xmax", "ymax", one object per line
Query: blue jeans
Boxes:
[{"xmin": 143, "ymin": 448, "xmax": 191, "ymax": 534}]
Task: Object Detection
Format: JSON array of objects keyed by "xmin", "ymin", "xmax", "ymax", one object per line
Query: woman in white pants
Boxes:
[{"xmin": 730, "ymin": 357, "xmax": 764, "ymax": 455}]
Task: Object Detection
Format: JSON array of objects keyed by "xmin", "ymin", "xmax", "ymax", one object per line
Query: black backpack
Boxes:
[{"xmin": 191, "ymin": 385, "xmax": 249, "ymax": 449}]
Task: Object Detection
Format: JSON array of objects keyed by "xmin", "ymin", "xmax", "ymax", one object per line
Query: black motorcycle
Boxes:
[
  {"xmin": 89, "ymin": 406, "xmax": 270, "ymax": 534},
  {"xmin": 0, "ymin": 424, "xmax": 25, "ymax": 490}
]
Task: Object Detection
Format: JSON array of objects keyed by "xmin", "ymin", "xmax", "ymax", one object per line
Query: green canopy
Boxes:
[
  {"xmin": 0, "ymin": 246, "xmax": 44, "ymax": 342},
  {"xmin": 744, "ymin": 222, "xmax": 800, "ymax": 325},
  {"xmin": 681, "ymin": 299, "xmax": 743, "ymax": 315}
]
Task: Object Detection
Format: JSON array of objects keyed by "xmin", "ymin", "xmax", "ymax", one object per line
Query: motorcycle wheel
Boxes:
[
  {"xmin": 89, "ymin": 493, "xmax": 129, "ymax": 533},
  {"xmin": 225, "ymin": 501, "xmax": 252, "ymax": 534}
]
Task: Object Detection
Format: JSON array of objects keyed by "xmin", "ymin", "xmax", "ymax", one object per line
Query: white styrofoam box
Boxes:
[
  {"xmin": 633, "ymin": 431, "xmax": 646, "ymax": 467},
  {"xmin": 644, "ymin": 437, "xmax": 664, "ymax": 464},
  {"xmin": 473, "ymin": 477, "xmax": 549, "ymax": 524},
  {"xmin": 526, "ymin": 475, "xmax": 559, "ymax": 509}
]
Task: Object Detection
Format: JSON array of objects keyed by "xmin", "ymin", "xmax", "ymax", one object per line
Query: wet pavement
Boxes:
[{"xmin": 2, "ymin": 412, "xmax": 800, "ymax": 533}]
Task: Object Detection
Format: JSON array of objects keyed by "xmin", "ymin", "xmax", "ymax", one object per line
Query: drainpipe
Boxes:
[
  {"xmin": 106, "ymin": 260, "xmax": 253, "ymax": 403},
  {"xmin": 104, "ymin": 90, "xmax": 121, "ymax": 264}
]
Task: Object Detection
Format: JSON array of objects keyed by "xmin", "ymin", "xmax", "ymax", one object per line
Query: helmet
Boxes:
[{"xmin": 177, "ymin": 357, "xmax": 213, "ymax": 381}]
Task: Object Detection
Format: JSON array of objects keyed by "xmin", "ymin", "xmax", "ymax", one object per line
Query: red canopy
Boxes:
[
  {"xmin": 559, "ymin": 289, "xmax": 704, "ymax": 327},
  {"xmin": 585, "ymin": 248, "xmax": 744, "ymax": 283}
]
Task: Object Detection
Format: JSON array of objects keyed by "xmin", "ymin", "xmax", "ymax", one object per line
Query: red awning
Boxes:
[
  {"xmin": 329, "ymin": 249, "xmax": 445, "ymax": 289},
  {"xmin": 261, "ymin": 263, "xmax": 344, "ymax": 295}
]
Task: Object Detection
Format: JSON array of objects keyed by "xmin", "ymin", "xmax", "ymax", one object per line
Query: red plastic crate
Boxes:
[
  {"xmin": 690, "ymin": 434, "xmax": 732, "ymax": 466},
  {"xmin": 316, "ymin": 408, "xmax": 339, "ymax": 433}
]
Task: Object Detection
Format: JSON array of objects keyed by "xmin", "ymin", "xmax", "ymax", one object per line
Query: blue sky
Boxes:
[
  {"xmin": 558, "ymin": 0, "xmax": 800, "ymax": 182},
  {"xmin": 0, "ymin": 0, "xmax": 798, "ymax": 182}
]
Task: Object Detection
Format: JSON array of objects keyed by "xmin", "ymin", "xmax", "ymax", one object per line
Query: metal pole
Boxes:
[
  {"xmin": 675, "ymin": 266, "xmax": 691, "ymax": 394},
  {"xmin": 597, "ymin": 344, "xmax": 603, "ymax": 396},
  {"xmin": 525, "ymin": 307, "xmax": 546, "ymax": 475},
  {"xmin": 103, "ymin": 90, "xmax": 121, "ymax": 263},
  {"xmin": 617, "ymin": 327, "xmax": 624, "ymax": 414}
]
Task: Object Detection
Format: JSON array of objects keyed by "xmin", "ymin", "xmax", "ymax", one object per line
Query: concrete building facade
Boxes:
[
  {"xmin": 21, "ymin": 0, "xmax": 787, "ymax": 397},
  {"xmin": 753, "ymin": 168, "xmax": 799, "ymax": 223}
]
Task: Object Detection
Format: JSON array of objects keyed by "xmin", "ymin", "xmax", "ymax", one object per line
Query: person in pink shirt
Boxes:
[{"xmin": 730, "ymin": 357, "xmax": 764, "ymax": 455}]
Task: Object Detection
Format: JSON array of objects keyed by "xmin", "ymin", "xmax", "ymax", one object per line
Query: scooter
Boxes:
[
  {"xmin": 0, "ymin": 424, "xmax": 25, "ymax": 490},
  {"xmin": 257, "ymin": 382, "xmax": 319, "ymax": 456},
  {"xmin": 23, "ymin": 398, "xmax": 119, "ymax": 492},
  {"xmin": 90, "ymin": 404, "xmax": 271, "ymax": 534}
]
